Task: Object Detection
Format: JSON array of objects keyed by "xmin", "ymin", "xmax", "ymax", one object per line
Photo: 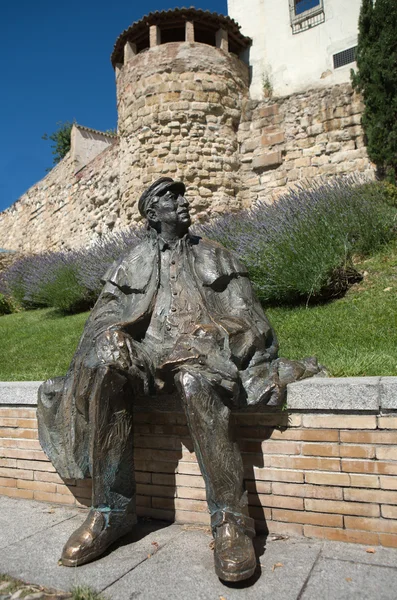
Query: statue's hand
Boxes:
[{"xmin": 94, "ymin": 329, "xmax": 132, "ymax": 370}]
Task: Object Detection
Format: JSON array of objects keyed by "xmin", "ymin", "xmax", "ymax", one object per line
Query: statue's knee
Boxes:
[{"xmin": 176, "ymin": 370, "xmax": 202, "ymax": 399}]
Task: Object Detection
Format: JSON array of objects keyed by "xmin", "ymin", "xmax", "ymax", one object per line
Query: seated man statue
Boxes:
[{"xmin": 37, "ymin": 177, "xmax": 322, "ymax": 582}]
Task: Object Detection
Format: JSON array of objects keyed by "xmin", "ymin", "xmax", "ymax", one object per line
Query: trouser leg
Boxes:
[
  {"xmin": 88, "ymin": 365, "xmax": 136, "ymax": 514},
  {"xmin": 175, "ymin": 369, "xmax": 254, "ymax": 536}
]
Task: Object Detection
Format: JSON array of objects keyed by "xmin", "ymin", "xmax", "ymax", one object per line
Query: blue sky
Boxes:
[{"xmin": 0, "ymin": 0, "xmax": 227, "ymax": 213}]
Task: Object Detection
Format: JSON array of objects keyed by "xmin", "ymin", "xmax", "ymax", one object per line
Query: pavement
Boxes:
[{"xmin": 0, "ymin": 497, "xmax": 397, "ymax": 600}]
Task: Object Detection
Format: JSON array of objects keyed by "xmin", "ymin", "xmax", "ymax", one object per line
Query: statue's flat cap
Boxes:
[{"xmin": 138, "ymin": 177, "xmax": 186, "ymax": 217}]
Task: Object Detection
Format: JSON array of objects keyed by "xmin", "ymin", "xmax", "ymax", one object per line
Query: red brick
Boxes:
[
  {"xmin": 304, "ymin": 525, "xmax": 379, "ymax": 545},
  {"xmin": 381, "ymin": 505, "xmax": 397, "ymax": 519},
  {"xmin": 235, "ymin": 414, "xmax": 289, "ymax": 427},
  {"xmin": 0, "ymin": 477, "xmax": 16, "ymax": 488},
  {"xmin": 302, "ymin": 443, "xmax": 339, "ymax": 457},
  {"xmin": 0, "ymin": 458, "xmax": 17, "ymax": 468},
  {"xmin": 0, "ymin": 408, "xmax": 36, "ymax": 419},
  {"xmin": 137, "ymin": 483, "xmax": 176, "ymax": 498},
  {"xmin": 0, "ymin": 467, "xmax": 32, "ymax": 480},
  {"xmin": 378, "ymin": 417, "xmax": 397, "ymax": 429},
  {"xmin": 257, "ymin": 440, "xmax": 302, "ymax": 455},
  {"xmin": 177, "ymin": 487, "xmax": 206, "ymax": 501},
  {"xmin": 1, "ymin": 449, "xmax": 47, "ymax": 461},
  {"xmin": 267, "ymin": 520, "xmax": 303, "ymax": 537},
  {"xmin": 135, "ymin": 471, "xmax": 151, "ymax": 484},
  {"xmin": 345, "ymin": 516, "xmax": 397, "ymax": 534},
  {"xmin": 174, "ymin": 510, "xmax": 210, "ymax": 526},
  {"xmin": 379, "ymin": 533, "xmax": 397, "ymax": 548},
  {"xmin": 269, "ymin": 428, "xmax": 339, "ymax": 442},
  {"xmin": 380, "ymin": 476, "xmax": 397, "ymax": 490},
  {"xmin": 16, "ymin": 459, "xmax": 55, "ymax": 472},
  {"xmin": 272, "ymin": 482, "xmax": 343, "ymax": 500},
  {"xmin": 270, "ymin": 456, "xmax": 340, "ymax": 472},
  {"xmin": 273, "ymin": 509, "xmax": 343, "ymax": 528},
  {"xmin": 340, "ymin": 445, "xmax": 375, "ymax": 459},
  {"xmin": 376, "ymin": 447, "xmax": 397, "ymax": 461},
  {"xmin": 33, "ymin": 471, "xmax": 64, "ymax": 484},
  {"xmin": 248, "ymin": 467, "xmax": 304, "ymax": 483},
  {"xmin": 177, "ymin": 462, "xmax": 201, "ymax": 476},
  {"xmin": 17, "ymin": 479, "xmax": 56, "ymax": 493},
  {"xmin": 0, "ymin": 428, "xmax": 38, "ymax": 439},
  {"xmin": 340, "ymin": 431, "xmax": 397, "ymax": 444},
  {"xmin": 341, "ymin": 460, "xmax": 397, "ymax": 475},
  {"xmin": 136, "ymin": 495, "xmax": 151, "ymax": 507},
  {"xmin": 246, "ymin": 481, "xmax": 272, "ymax": 494},
  {"xmin": 0, "ymin": 486, "xmax": 34, "ymax": 500},
  {"xmin": 305, "ymin": 472, "xmax": 350, "ymax": 486},
  {"xmin": 246, "ymin": 506, "xmax": 272, "ymax": 521},
  {"xmin": 135, "ymin": 460, "xmax": 179, "ymax": 474},
  {"xmin": 134, "ymin": 448, "xmax": 181, "ymax": 463},
  {"xmin": 303, "ymin": 416, "xmax": 377, "ymax": 430},
  {"xmin": 305, "ymin": 498, "xmax": 380, "ymax": 517},
  {"xmin": 33, "ymin": 491, "xmax": 75, "ymax": 504},
  {"xmin": 344, "ymin": 488, "xmax": 397, "ymax": 505},
  {"xmin": 350, "ymin": 474, "xmax": 379, "ymax": 489},
  {"xmin": 250, "ymin": 493, "xmax": 304, "ymax": 510},
  {"xmin": 136, "ymin": 506, "xmax": 174, "ymax": 521}
]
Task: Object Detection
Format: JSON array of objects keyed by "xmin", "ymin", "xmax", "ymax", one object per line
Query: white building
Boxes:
[{"xmin": 228, "ymin": 0, "xmax": 362, "ymax": 98}]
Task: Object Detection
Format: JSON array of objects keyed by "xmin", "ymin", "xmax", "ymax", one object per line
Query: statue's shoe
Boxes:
[
  {"xmin": 214, "ymin": 522, "xmax": 257, "ymax": 582},
  {"xmin": 61, "ymin": 509, "xmax": 136, "ymax": 567}
]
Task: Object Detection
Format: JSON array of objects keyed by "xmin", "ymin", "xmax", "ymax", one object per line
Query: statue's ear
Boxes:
[{"xmin": 146, "ymin": 206, "xmax": 158, "ymax": 223}]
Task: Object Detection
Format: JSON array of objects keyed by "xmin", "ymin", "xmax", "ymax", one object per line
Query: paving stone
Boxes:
[
  {"xmin": 300, "ymin": 556, "xmax": 397, "ymax": 600},
  {"xmin": 0, "ymin": 497, "xmax": 77, "ymax": 549},
  {"xmin": 105, "ymin": 529, "xmax": 321, "ymax": 600}
]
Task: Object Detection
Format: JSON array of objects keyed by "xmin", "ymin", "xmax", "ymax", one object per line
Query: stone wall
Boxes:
[
  {"xmin": 0, "ymin": 78, "xmax": 375, "ymax": 255},
  {"xmin": 1, "ymin": 378, "xmax": 396, "ymax": 547},
  {"xmin": 0, "ymin": 141, "xmax": 120, "ymax": 254},
  {"xmin": 117, "ymin": 41, "xmax": 249, "ymax": 223},
  {"xmin": 237, "ymin": 83, "xmax": 374, "ymax": 207}
]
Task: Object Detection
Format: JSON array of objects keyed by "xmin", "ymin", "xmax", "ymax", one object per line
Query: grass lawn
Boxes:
[{"xmin": 0, "ymin": 241, "xmax": 396, "ymax": 381}]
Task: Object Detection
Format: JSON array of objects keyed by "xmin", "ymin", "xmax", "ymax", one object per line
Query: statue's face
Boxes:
[{"xmin": 149, "ymin": 188, "xmax": 191, "ymax": 231}]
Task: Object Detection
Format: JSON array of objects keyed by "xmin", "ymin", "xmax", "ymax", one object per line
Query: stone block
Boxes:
[
  {"xmin": 252, "ymin": 151, "xmax": 282, "ymax": 171},
  {"xmin": 258, "ymin": 104, "xmax": 279, "ymax": 118},
  {"xmin": 287, "ymin": 377, "xmax": 381, "ymax": 411},
  {"xmin": 380, "ymin": 377, "xmax": 397, "ymax": 410},
  {"xmin": 261, "ymin": 131, "xmax": 285, "ymax": 146},
  {"xmin": 0, "ymin": 382, "xmax": 42, "ymax": 406}
]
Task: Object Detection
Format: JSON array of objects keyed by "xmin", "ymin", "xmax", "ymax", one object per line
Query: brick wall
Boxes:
[{"xmin": 1, "ymin": 401, "xmax": 396, "ymax": 548}]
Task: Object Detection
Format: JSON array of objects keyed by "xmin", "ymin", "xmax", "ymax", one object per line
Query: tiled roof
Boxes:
[
  {"xmin": 111, "ymin": 7, "xmax": 251, "ymax": 67},
  {"xmin": 75, "ymin": 124, "xmax": 117, "ymax": 138}
]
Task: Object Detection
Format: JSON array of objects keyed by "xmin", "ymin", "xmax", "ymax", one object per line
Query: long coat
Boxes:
[{"xmin": 37, "ymin": 233, "xmax": 281, "ymax": 479}]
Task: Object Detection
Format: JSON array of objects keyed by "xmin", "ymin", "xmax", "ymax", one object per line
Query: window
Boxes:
[
  {"xmin": 289, "ymin": 0, "xmax": 325, "ymax": 34},
  {"xmin": 295, "ymin": 0, "xmax": 321, "ymax": 16},
  {"xmin": 333, "ymin": 46, "xmax": 358, "ymax": 69}
]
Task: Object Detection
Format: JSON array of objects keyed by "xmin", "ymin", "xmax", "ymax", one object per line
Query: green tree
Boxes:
[
  {"xmin": 42, "ymin": 121, "xmax": 74, "ymax": 166},
  {"xmin": 352, "ymin": 0, "xmax": 397, "ymax": 182}
]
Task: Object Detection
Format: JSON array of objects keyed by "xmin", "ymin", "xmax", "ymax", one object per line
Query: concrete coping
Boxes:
[{"xmin": 0, "ymin": 377, "xmax": 396, "ymax": 412}]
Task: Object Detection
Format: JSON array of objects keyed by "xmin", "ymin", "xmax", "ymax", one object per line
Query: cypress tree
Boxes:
[{"xmin": 352, "ymin": 0, "xmax": 397, "ymax": 182}]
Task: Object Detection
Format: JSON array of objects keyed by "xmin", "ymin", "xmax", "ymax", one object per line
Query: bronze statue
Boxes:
[{"xmin": 37, "ymin": 178, "xmax": 322, "ymax": 582}]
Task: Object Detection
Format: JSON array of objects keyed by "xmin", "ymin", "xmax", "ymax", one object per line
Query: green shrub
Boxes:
[
  {"xmin": 0, "ymin": 293, "xmax": 17, "ymax": 315},
  {"xmin": 199, "ymin": 178, "xmax": 397, "ymax": 305}
]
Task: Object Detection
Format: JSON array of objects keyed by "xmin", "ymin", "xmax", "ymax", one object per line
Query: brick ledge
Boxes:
[{"xmin": 0, "ymin": 377, "xmax": 396, "ymax": 411}]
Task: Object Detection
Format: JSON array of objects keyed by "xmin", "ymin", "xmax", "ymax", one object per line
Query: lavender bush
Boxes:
[
  {"xmin": 0, "ymin": 227, "xmax": 144, "ymax": 314},
  {"xmin": 196, "ymin": 178, "xmax": 396, "ymax": 304},
  {"xmin": 1, "ymin": 177, "xmax": 395, "ymax": 313}
]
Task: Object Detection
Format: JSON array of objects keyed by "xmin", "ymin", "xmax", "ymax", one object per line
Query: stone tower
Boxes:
[{"xmin": 111, "ymin": 8, "xmax": 251, "ymax": 222}]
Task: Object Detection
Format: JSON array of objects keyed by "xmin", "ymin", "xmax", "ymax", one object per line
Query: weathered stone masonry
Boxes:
[{"xmin": 0, "ymin": 9, "xmax": 375, "ymax": 254}]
